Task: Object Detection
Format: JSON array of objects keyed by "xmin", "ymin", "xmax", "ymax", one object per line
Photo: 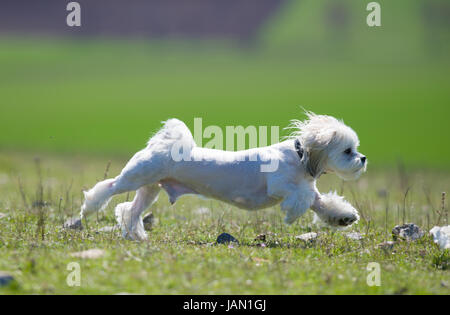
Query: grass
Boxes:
[
  {"xmin": 0, "ymin": 152, "xmax": 448, "ymax": 294},
  {"xmin": 0, "ymin": 2, "xmax": 449, "ymax": 294}
]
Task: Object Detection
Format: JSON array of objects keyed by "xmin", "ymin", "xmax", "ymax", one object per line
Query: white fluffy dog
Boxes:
[{"xmin": 81, "ymin": 112, "xmax": 366, "ymax": 240}]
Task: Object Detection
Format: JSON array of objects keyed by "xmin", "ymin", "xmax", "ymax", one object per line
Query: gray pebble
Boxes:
[
  {"xmin": 377, "ymin": 241, "xmax": 395, "ymax": 251},
  {"xmin": 392, "ymin": 223, "xmax": 424, "ymax": 241},
  {"xmin": 0, "ymin": 272, "xmax": 14, "ymax": 287},
  {"xmin": 63, "ymin": 217, "xmax": 83, "ymax": 230},
  {"xmin": 217, "ymin": 233, "xmax": 239, "ymax": 245}
]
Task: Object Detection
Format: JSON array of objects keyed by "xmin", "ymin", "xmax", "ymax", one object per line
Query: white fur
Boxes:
[
  {"xmin": 429, "ymin": 226, "xmax": 450, "ymax": 250},
  {"xmin": 311, "ymin": 191, "xmax": 360, "ymax": 227},
  {"xmin": 81, "ymin": 113, "xmax": 366, "ymax": 240},
  {"xmin": 81, "ymin": 178, "xmax": 114, "ymax": 216}
]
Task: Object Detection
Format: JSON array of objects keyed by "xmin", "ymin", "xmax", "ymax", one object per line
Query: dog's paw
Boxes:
[
  {"xmin": 122, "ymin": 229, "xmax": 148, "ymax": 241},
  {"xmin": 337, "ymin": 213, "xmax": 359, "ymax": 227},
  {"xmin": 115, "ymin": 202, "xmax": 148, "ymax": 241},
  {"xmin": 314, "ymin": 212, "xmax": 359, "ymax": 228},
  {"xmin": 313, "ymin": 191, "xmax": 360, "ymax": 228}
]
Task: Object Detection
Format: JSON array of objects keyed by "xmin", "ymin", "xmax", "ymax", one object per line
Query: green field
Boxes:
[
  {"xmin": 0, "ymin": 153, "xmax": 448, "ymax": 294},
  {"xmin": 0, "ymin": 38, "xmax": 449, "ymax": 168}
]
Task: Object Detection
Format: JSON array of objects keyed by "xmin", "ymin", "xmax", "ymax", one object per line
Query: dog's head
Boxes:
[{"xmin": 290, "ymin": 112, "xmax": 366, "ymax": 180}]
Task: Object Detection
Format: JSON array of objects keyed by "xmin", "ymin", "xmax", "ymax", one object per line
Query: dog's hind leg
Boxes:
[
  {"xmin": 80, "ymin": 172, "xmax": 149, "ymax": 219},
  {"xmin": 115, "ymin": 184, "xmax": 160, "ymax": 241},
  {"xmin": 80, "ymin": 178, "xmax": 118, "ymax": 218},
  {"xmin": 80, "ymin": 149, "xmax": 165, "ymax": 219}
]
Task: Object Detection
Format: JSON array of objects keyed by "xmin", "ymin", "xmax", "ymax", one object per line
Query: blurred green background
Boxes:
[{"xmin": 0, "ymin": 0, "xmax": 449, "ymax": 168}]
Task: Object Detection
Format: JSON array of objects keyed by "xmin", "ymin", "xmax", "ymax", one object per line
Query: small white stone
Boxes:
[
  {"xmin": 70, "ymin": 249, "xmax": 105, "ymax": 259},
  {"xmin": 195, "ymin": 207, "xmax": 211, "ymax": 215},
  {"xmin": 345, "ymin": 232, "xmax": 364, "ymax": 240},
  {"xmin": 430, "ymin": 225, "xmax": 450, "ymax": 250},
  {"xmin": 295, "ymin": 232, "xmax": 318, "ymax": 242},
  {"xmin": 97, "ymin": 226, "xmax": 117, "ymax": 233}
]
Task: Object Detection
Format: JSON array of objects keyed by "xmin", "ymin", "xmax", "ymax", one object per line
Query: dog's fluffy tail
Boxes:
[
  {"xmin": 80, "ymin": 178, "xmax": 115, "ymax": 218},
  {"xmin": 80, "ymin": 119, "xmax": 194, "ymax": 219},
  {"xmin": 147, "ymin": 118, "xmax": 196, "ymax": 160}
]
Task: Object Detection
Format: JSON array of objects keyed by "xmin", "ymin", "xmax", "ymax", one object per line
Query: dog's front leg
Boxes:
[
  {"xmin": 278, "ymin": 183, "xmax": 316, "ymax": 224},
  {"xmin": 267, "ymin": 174, "xmax": 316, "ymax": 224},
  {"xmin": 280, "ymin": 194, "xmax": 311, "ymax": 224},
  {"xmin": 311, "ymin": 192, "xmax": 359, "ymax": 227}
]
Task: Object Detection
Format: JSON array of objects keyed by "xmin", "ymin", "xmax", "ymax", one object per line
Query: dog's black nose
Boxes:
[{"xmin": 361, "ymin": 156, "xmax": 366, "ymax": 164}]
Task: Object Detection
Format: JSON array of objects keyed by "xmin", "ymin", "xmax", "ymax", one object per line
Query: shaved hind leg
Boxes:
[
  {"xmin": 80, "ymin": 175, "xmax": 146, "ymax": 218},
  {"xmin": 81, "ymin": 151, "xmax": 165, "ymax": 219},
  {"xmin": 115, "ymin": 184, "xmax": 160, "ymax": 241}
]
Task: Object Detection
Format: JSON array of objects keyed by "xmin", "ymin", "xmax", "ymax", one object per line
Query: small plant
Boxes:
[{"xmin": 431, "ymin": 250, "xmax": 449, "ymax": 270}]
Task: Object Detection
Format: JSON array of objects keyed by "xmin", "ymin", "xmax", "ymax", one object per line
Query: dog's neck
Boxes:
[{"xmin": 294, "ymin": 139, "xmax": 328, "ymax": 179}]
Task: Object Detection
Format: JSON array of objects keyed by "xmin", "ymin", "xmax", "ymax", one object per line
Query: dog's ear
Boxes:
[
  {"xmin": 305, "ymin": 148, "xmax": 327, "ymax": 178},
  {"xmin": 304, "ymin": 131, "xmax": 336, "ymax": 178}
]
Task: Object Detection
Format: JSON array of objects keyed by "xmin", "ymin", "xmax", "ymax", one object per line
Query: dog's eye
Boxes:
[{"xmin": 344, "ymin": 148, "xmax": 352, "ymax": 155}]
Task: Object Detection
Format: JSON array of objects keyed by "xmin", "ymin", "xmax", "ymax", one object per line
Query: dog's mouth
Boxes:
[
  {"xmin": 353, "ymin": 160, "xmax": 367, "ymax": 173},
  {"xmin": 337, "ymin": 166, "xmax": 365, "ymax": 181},
  {"xmin": 352, "ymin": 164, "xmax": 367, "ymax": 179}
]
